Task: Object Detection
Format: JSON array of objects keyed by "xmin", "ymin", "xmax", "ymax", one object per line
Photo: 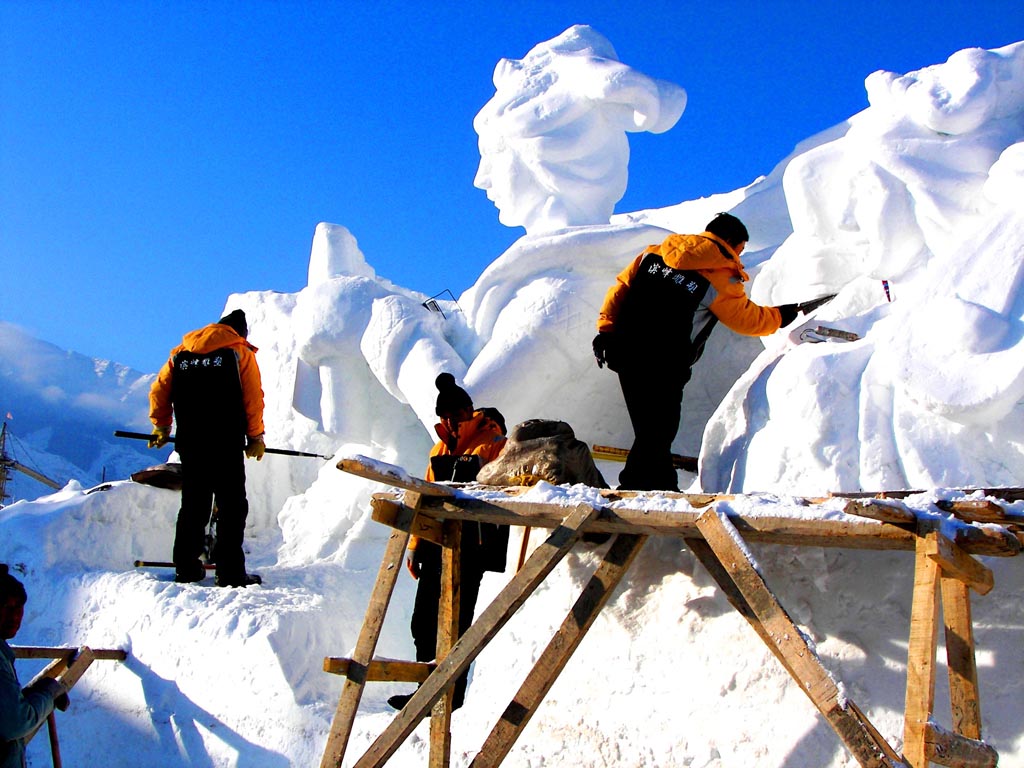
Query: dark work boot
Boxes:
[
  {"xmin": 174, "ymin": 561, "xmax": 207, "ymax": 584},
  {"xmin": 215, "ymin": 572, "xmax": 262, "ymax": 588}
]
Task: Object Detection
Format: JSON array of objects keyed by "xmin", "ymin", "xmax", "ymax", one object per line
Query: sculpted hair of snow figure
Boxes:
[{"xmin": 473, "ymin": 25, "xmax": 687, "ymax": 234}]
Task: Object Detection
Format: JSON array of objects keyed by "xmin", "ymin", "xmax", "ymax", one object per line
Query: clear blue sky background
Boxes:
[{"xmin": 2, "ymin": 1, "xmax": 1020, "ymax": 373}]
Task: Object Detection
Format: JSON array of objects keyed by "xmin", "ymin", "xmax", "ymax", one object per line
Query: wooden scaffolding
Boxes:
[
  {"xmin": 12, "ymin": 645, "xmax": 128, "ymax": 767},
  {"xmin": 318, "ymin": 457, "xmax": 1023, "ymax": 768}
]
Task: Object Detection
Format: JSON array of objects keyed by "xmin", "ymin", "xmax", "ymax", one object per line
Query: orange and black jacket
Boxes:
[
  {"xmin": 149, "ymin": 322, "xmax": 265, "ymax": 453},
  {"xmin": 425, "ymin": 410, "xmax": 506, "ymax": 482},
  {"xmin": 597, "ymin": 231, "xmax": 782, "ymax": 368},
  {"xmin": 410, "ymin": 410, "xmax": 508, "ymax": 571}
]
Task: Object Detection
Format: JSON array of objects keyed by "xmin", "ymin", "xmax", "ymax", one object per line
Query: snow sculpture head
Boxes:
[{"xmin": 473, "ymin": 25, "xmax": 687, "ymax": 234}]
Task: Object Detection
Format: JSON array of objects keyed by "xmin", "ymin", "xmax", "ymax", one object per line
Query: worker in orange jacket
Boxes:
[
  {"xmin": 388, "ymin": 374, "xmax": 507, "ymax": 711},
  {"xmin": 594, "ymin": 213, "xmax": 799, "ymax": 491},
  {"xmin": 149, "ymin": 309, "xmax": 266, "ymax": 587}
]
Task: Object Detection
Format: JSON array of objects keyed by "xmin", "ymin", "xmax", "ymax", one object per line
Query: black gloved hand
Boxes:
[
  {"xmin": 776, "ymin": 304, "xmax": 799, "ymax": 327},
  {"xmin": 592, "ymin": 332, "xmax": 615, "ymax": 369}
]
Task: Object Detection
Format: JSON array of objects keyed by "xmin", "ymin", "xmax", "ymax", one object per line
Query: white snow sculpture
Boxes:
[
  {"xmin": 704, "ymin": 42, "xmax": 1024, "ymax": 495},
  {"xmin": 473, "ymin": 24, "xmax": 687, "ymax": 234}
]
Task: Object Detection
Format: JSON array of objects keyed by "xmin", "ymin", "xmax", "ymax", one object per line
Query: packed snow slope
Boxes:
[
  {"xmin": 0, "ymin": 321, "xmax": 159, "ymax": 502},
  {"xmin": 2, "ymin": 26, "xmax": 1023, "ymax": 768}
]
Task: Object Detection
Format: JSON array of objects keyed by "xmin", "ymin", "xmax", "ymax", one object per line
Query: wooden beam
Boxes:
[
  {"xmin": 940, "ymin": 577, "xmax": 982, "ymax": 741},
  {"xmin": 843, "ymin": 500, "xmax": 918, "ymax": 524},
  {"xmin": 319, "ymin": 528, "xmax": 410, "ymax": 768},
  {"xmin": 13, "ymin": 647, "xmax": 126, "ymax": 662},
  {"xmin": 935, "ymin": 499, "xmax": 1024, "ymax": 526},
  {"xmin": 322, "ymin": 658, "xmax": 435, "ymax": 683},
  {"xmin": 371, "ymin": 496, "xmax": 444, "ymax": 546},
  {"xmin": 472, "ymin": 534, "xmax": 648, "ymax": 767},
  {"xmin": 903, "ymin": 528, "xmax": 942, "ymax": 768},
  {"xmin": 924, "ymin": 722, "xmax": 998, "ymax": 767},
  {"xmin": 397, "ymin": 493, "xmax": 1021, "ymax": 557},
  {"xmin": 346, "ymin": 457, "xmax": 1022, "ymax": 556},
  {"xmin": 338, "ymin": 457, "xmax": 455, "ymax": 497},
  {"xmin": 924, "ymin": 533, "xmax": 994, "ymax": 595},
  {"xmin": 54, "ymin": 647, "xmax": 96, "ymax": 692},
  {"xmin": 352, "ymin": 504, "xmax": 600, "ymax": 768},
  {"xmin": 694, "ymin": 509, "xmax": 900, "ymax": 767}
]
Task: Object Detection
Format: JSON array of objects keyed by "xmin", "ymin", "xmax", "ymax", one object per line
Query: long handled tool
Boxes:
[{"xmin": 114, "ymin": 430, "xmax": 333, "ymax": 459}]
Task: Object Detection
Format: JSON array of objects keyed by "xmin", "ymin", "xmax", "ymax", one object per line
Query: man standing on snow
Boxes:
[
  {"xmin": 149, "ymin": 309, "xmax": 266, "ymax": 587},
  {"xmin": 593, "ymin": 213, "xmax": 799, "ymax": 491}
]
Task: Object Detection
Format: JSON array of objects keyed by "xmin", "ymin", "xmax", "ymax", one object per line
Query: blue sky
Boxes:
[{"xmin": 2, "ymin": 0, "xmax": 1020, "ymax": 373}]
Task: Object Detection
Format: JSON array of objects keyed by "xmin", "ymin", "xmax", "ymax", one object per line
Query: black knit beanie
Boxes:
[
  {"xmin": 218, "ymin": 309, "xmax": 248, "ymax": 339},
  {"xmin": 435, "ymin": 372, "xmax": 473, "ymax": 416}
]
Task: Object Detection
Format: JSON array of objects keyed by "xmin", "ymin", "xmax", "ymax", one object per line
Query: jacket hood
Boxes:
[
  {"xmin": 656, "ymin": 232, "xmax": 750, "ymax": 280},
  {"xmin": 180, "ymin": 323, "xmax": 257, "ymax": 355}
]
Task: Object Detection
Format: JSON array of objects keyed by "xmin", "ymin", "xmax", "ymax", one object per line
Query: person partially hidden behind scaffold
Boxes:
[{"xmin": 388, "ymin": 373, "xmax": 508, "ymax": 711}]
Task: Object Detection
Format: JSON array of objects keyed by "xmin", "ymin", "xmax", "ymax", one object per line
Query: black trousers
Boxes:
[
  {"xmin": 616, "ymin": 365, "xmax": 690, "ymax": 491},
  {"xmin": 410, "ymin": 541, "xmax": 485, "ymax": 707},
  {"xmin": 172, "ymin": 447, "xmax": 249, "ymax": 580}
]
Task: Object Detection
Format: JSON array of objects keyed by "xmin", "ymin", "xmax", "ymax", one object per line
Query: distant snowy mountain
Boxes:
[{"xmin": 0, "ymin": 321, "xmax": 164, "ymax": 502}]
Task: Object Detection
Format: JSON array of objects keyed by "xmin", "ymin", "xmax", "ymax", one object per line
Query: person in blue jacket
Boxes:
[{"xmin": 0, "ymin": 565, "xmax": 67, "ymax": 768}]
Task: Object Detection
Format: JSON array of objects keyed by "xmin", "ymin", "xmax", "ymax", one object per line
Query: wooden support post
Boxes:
[
  {"xmin": 320, "ymin": 528, "xmax": 410, "ymax": 768},
  {"xmin": 516, "ymin": 527, "xmax": 531, "ymax": 572},
  {"xmin": 472, "ymin": 533, "xmax": 648, "ymax": 768},
  {"xmin": 429, "ymin": 520, "xmax": 462, "ymax": 768},
  {"xmin": 904, "ymin": 527, "xmax": 942, "ymax": 768},
  {"xmin": 351, "ymin": 504, "xmax": 600, "ymax": 768},
  {"xmin": 694, "ymin": 510, "xmax": 903, "ymax": 768},
  {"xmin": 941, "ymin": 577, "xmax": 982, "ymax": 741}
]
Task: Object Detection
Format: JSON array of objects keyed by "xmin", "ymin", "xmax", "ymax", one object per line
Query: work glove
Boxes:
[
  {"xmin": 149, "ymin": 425, "xmax": 171, "ymax": 449},
  {"xmin": 776, "ymin": 304, "xmax": 799, "ymax": 327},
  {"xmin": 24, "ymin": 678, "xmax": 69, "ymax": 711},
  {"xmin": 245, "ymin": 435, "xmax": 265, "ymax": 461},
  {"xmin": 592, "ymin": 332, "xmax": 616, "ymax": 369}
]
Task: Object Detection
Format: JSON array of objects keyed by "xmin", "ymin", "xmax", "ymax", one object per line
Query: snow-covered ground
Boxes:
[{"xmin": 2, "ymin": 26, "xmax": 1023, "ymax": 767}]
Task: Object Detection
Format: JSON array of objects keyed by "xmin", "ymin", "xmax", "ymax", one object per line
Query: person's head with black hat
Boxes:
[
  {"xmin": 434, "ymin": 372, "xmax": 475, "ymax": 438},
  {"xmin": 218, "ymin": 308, "xmax": 248, "ymax": 339}
]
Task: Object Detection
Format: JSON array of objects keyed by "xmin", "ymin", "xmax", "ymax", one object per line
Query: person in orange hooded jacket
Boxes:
[
  {"xmin": 388, "ymin": 373, "xmax": 507, "ymax": 711},
  {"xmin": 149, "ymin": 309, "xmax": 266, "ymax": 587},
  {"xmin": 593, "ymin": 213, "xmax": 800, "ymax": 492}
]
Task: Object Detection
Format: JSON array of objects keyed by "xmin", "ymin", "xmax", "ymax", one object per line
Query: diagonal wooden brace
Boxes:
[
  {"xmin": 351, "ymin": 504, "xmax": 600, "ymax": 768},
  {"xmin": 694, "ymin": 509, "xmax": 905, "ymax": 768}
]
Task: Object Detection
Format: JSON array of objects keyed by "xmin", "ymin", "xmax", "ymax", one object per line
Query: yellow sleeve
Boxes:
[
  {"xmin": 149, "ymin": 357, "xmax": 175, "ymax": 428},
  {"xmin": 707, "ymin": 273, "xmax": 782, "ymax": 337},
  {"xmin": 238, "ymin": 346, "xmax": 266, "ymax": 438},
  {"xmin": 596, "ymin": 253, "xmax": 645, "ymax": 333}
]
